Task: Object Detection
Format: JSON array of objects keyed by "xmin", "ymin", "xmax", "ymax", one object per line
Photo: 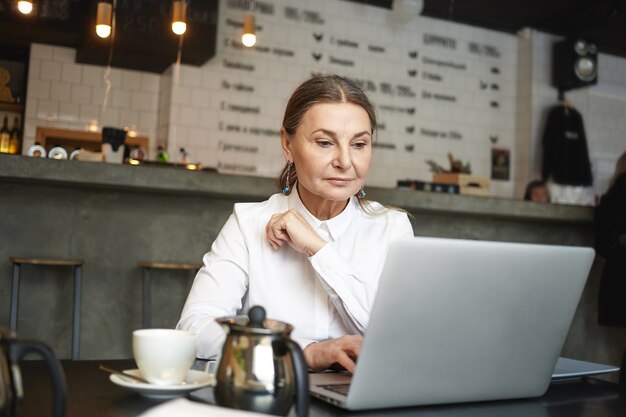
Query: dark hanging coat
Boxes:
[
  {"xmin": 541, "ymin": 105, "xmax": 593, "ymax": 186},
  {"xmin": 595, "ymin": 172, "xmax": 626, "ymax": 327}
]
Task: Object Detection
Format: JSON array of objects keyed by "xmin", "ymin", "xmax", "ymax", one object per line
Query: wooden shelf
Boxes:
[
  {"xmin": 0, "ymin": 102, "xmax": 24, "ymax": 113},
  {"xmin": 35, "ymin": 127, "xmax": 149, "ymax": 152}
]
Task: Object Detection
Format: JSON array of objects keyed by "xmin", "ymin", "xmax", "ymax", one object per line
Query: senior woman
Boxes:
[{"xmin": 177, "ymin": 74, "xmax": 413, "ymax": 373}]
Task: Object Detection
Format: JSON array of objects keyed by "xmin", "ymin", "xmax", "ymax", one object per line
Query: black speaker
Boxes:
[{"xmin": 552, "ymin": 38, "xmax": 598, "ymax": 91}]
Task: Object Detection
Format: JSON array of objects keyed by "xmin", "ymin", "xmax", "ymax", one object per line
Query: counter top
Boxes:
[{"xmin": 0, "ymin": 154, "xmax": 593, "ymax": 224}]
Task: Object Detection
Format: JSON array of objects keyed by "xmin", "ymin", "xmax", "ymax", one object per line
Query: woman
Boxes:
[
  {"xmin": 595, "ymin": 151, "xmax": 626, "ymax": 326},
  {"xmin": 177, "ymin": 74, "xmax": 413, "ymax": 373}
]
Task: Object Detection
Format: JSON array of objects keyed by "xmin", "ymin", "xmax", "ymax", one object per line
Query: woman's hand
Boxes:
[
  {"xmin": 303, "ymin": 335, "xmax": 363, "ymax": 373},
  {"xmin": 265, "ymin": 209, "xmax": 326, "ymax": 256}
]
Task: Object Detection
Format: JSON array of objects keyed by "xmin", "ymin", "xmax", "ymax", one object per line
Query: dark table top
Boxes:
[{"xmin": 17, "ymin": 359, "xmax": 626, "ymax": 417}]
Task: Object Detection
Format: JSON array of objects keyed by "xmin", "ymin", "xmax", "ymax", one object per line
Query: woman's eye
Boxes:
[
  {"xmin": 353, "ymin": 142, "xmax": 367, "ymax": 149},
  {"xmin": 317, "ymin": 140, "xmax": 332, "ymax": 147}
]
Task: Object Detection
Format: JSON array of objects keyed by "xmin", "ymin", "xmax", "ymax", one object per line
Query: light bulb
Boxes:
[
  {"xmin": 172, "ymin": 21, "xmax": 186, "ymax": 35},
  {"xmin": 391, "ymin": 0, "xmax": 423, "ymax": 24},
  {"xmin": 96, "ymin": 24, "xmax": 111, "ymax": 38},
  {"xmin": 242, "ymin": 33, "xmax": 256, "ymax": 47},
  {"xmin": 17, "ymin": 0, "xmax": 33, "ymax": 14}
]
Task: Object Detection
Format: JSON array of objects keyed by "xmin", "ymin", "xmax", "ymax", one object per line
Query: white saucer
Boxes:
[{"xmin": 110, "ymin": 369, "xmax": 215, "ymax": 400}]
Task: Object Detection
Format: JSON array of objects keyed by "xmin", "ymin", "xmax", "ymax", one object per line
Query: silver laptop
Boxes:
[{"xmin": 309, "ymin": 237, "xmax": 596, "ymax": 410}]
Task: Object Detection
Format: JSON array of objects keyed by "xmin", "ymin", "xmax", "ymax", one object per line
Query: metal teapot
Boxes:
[
  {"xmin": 0, "ymin": 328, "xmax": 66, "ymax": 417},
  {"xmin": 214, "ymin": 306, "xmax": 309, "ymax": 417}
]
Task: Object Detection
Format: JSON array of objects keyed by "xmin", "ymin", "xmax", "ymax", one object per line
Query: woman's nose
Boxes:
[{"xmin": 333, "ymin": 147, "xmax": 352, "ymax": 169}]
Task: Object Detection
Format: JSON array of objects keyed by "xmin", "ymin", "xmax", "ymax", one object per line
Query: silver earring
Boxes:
[
  {"xmin": 358, "ymin": 185, "xmax": 366, "ymax": 198},
  {"xmin": 283, "ymin": 162, "xmax": 292, "ymax": 195}
]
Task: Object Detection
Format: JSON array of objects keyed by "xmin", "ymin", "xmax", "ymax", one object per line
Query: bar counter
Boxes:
[
  {"xmin": 1, "ymin": 154, "xmax": 623, "ymax": 371},
  {"xmin": 0, "ymin": 154, "xmax": 592, "ymax": 223}
]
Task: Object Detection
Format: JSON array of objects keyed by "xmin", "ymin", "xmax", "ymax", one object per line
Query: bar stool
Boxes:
[
  {"xmin": 9, "ymin": 257, "xmax": 83, "ymax": 360},
  {"xmin": 138, "ymin": 261, "xmax": 202, "ymax": 329}
]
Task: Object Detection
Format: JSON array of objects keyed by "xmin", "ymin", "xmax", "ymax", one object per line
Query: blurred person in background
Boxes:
[
  {"xmin": 524, "ymin": 179, "xmax": 551, "ymax": 203},
  {"xmin": 595, "ymin": 151, "xmax": 626, "ymax": 327}
]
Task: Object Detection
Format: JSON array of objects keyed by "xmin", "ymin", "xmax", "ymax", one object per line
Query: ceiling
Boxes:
[{"xmin": 354, "ymin": 0, "xmax": 626, "ymax": 58}]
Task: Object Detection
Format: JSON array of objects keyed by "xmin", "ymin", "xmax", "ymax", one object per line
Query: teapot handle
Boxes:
[
  {"xmin": 10, "ymin": 340, "xmax": 67, "ymax": 417},
  {"xmin": 283, "ymin": 338, "xmax": 309, "ymax": 417}
]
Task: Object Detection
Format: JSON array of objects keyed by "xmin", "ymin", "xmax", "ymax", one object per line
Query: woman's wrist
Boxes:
[{"xmin": 305, "ymin": 238, "xmax": 326, "ymax": 256}]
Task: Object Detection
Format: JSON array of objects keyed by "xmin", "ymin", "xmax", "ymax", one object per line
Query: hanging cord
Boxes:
[
  {"xmin": 100, "ymin": 0, "xmax": 117, "ymax": 128},
  {"xmin": 170, "ymin": 30, "xmax": 185, "ymax": 155},
  {"xmin": 174, "ymin": 31, "xmax": 184, "ymax": 84}
]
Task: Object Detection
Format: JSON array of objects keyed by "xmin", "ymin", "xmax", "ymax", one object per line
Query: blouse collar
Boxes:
[{"xmin": 288, "ymin": 186, "xmax": 356, "ymax": 241}]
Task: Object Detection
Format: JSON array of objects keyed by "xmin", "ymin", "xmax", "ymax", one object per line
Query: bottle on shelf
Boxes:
[
  {"xmin": 8, "ymin": 116, "xmax": 21, "ymax": 155},
  {"xmin": 0, "ymin": 115, "xmax": 11, "ymax": 154}
]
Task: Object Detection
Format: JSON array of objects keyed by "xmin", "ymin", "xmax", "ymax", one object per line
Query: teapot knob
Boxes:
[{"xmin": 248, "ymin": 305, "xmax": 266, "ymax": 328}]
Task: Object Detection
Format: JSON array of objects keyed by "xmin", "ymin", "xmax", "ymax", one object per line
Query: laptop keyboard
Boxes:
[{"xmin": 318, "ymin": 383, "xmax": 351, "ymax": 396}]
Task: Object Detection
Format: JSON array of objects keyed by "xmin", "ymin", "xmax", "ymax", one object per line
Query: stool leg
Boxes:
[
  {"xmin": 143, "ymin": 268, "xmax": 152, "ymax": 329},
  {"xmin": 10, "ymin": 263, "xmax": 21, "ymax": 330},
  {"xmin": 72, "ymin": 265, "xmax": 82, "ymax": 360}
]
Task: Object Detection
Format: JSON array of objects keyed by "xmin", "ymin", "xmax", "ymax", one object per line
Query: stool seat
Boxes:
[
  {"xmin": 11, "ymin": 257, "xmax": 84, "ymax": 266},
  {"xmin": 137, "ymin": 261, "xmax": 201, "ymax": 270},
  {"xmin": 10, "ymin": 256, "xmax": 83, "ymax": 360},
  {"xmin": 138, "ymin": 261, "xmax": 202, "ymax": 328}
]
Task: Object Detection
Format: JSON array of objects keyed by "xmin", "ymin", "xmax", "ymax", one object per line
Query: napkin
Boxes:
[{"xmin": 138, "ymin": 398, "xmax": 270, "ymax": 417}]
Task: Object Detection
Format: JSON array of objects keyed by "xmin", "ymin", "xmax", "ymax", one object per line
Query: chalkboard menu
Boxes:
[
  {"xmin": 0, "ymin": 0, "xmax": 219, "ymax": 73},
  {"xmin": 0, "ymin": 0, "xmax": 89, "ymax": 47}
]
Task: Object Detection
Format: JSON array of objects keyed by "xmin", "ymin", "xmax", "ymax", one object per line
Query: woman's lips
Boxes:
[{"xmin": 326, "ymin": 178, "xmax": 353, "ymax": 186}]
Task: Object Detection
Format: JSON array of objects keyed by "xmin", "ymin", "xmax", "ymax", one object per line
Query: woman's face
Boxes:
[
  {"xmin": 530, "ymin": 186, "xmax": 550, "ymax": 203},
  {"xmin": 282, "ymin": 102, "xmax": 372, "ymax": 207}
]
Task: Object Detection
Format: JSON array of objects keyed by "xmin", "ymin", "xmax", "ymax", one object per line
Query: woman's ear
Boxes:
[{"xmin": 280, "ymin": 128, "xmax": 292, "ymax": 162}]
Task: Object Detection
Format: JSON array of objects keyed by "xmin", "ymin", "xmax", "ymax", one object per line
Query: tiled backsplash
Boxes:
[
  {"xmin": 21, "ymin": 0, "xmax": 626, "ymax": 200},
  {"xmin": 23, "ymin": 43, "xmax": 159, "ymax": 155}
]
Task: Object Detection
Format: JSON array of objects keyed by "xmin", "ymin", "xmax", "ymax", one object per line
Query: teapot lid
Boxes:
[
  {"xmin": 216, "ymin": 306, "xmax": 294, "ymax": 336},
  {"xmin": 0, "ymin": 328, "xmax": 16, "ymax": 342}
]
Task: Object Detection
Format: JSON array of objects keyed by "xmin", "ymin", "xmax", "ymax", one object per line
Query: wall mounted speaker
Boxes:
[{"xmin": 552, "ymin": 38, "xmax": 598, "ymax": 91}]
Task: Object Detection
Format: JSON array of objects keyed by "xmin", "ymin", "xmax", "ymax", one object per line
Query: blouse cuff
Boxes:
[{"xmin": 292, "ymin": 336, "xmax": 318, "ymax": 351}]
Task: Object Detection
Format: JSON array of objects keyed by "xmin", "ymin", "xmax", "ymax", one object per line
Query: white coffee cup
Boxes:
[{"xmin": 132, "ymin": 329, "xmax": 197, "ymax": 385}]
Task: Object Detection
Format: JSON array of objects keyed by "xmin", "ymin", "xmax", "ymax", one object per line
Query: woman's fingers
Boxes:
[
  {"xmin": 334, "ymin": 350, "xmax": 357, "ymax": 374},
  {"xmin": 303, "ymin": 335, "xmax": 363, "ymax": 373},
  {"xmin": 265, "ymin": 209, "xmax": 326, "ymax": 255},
  {"xmin": 265, "ymin": 214, "xmax": 289, "ymax": 249}
]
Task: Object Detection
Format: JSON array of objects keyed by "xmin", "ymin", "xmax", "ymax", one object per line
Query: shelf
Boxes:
[
  {"xmin": 35, "ymin": 126, "xmax": 149, "ymax": 152},
  {"xmin": 0, "ymin": 102, "xmax": 24, "ymax": 113}
]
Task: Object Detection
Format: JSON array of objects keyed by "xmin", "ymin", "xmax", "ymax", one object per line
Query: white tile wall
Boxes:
[{"xmin": 23, "ymin": 44, "xmax": 160, "ymax": 154}]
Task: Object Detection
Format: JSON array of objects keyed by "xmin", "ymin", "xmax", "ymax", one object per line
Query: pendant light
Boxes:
[
  {"xmin": 17, "ymin": 0, "xmax": 34, "ymax": 14},
  {"xmin": 171, "ymin": 0, "xmax": 187, "ymax": 35},
  {"xmin": 96, "ymin": 1, "xmax": 113, "ymax": 39},
  {"xmin": 242, "ymin": 0, "xmax": 256, "ymax": 47},
  {"xmin": 242, "ymin": 14, "xmax": 256, "ymax": 47}
]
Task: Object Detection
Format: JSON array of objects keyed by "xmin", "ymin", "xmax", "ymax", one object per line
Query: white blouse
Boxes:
[{"xmin": 177, "ymin": 189, "xmax": 414, "ymax": 359}]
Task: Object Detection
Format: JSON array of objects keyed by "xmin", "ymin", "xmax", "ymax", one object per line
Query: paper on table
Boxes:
[{"xmin": 138, "ymin": 398, "xmax": 270, "ymax": 417}]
